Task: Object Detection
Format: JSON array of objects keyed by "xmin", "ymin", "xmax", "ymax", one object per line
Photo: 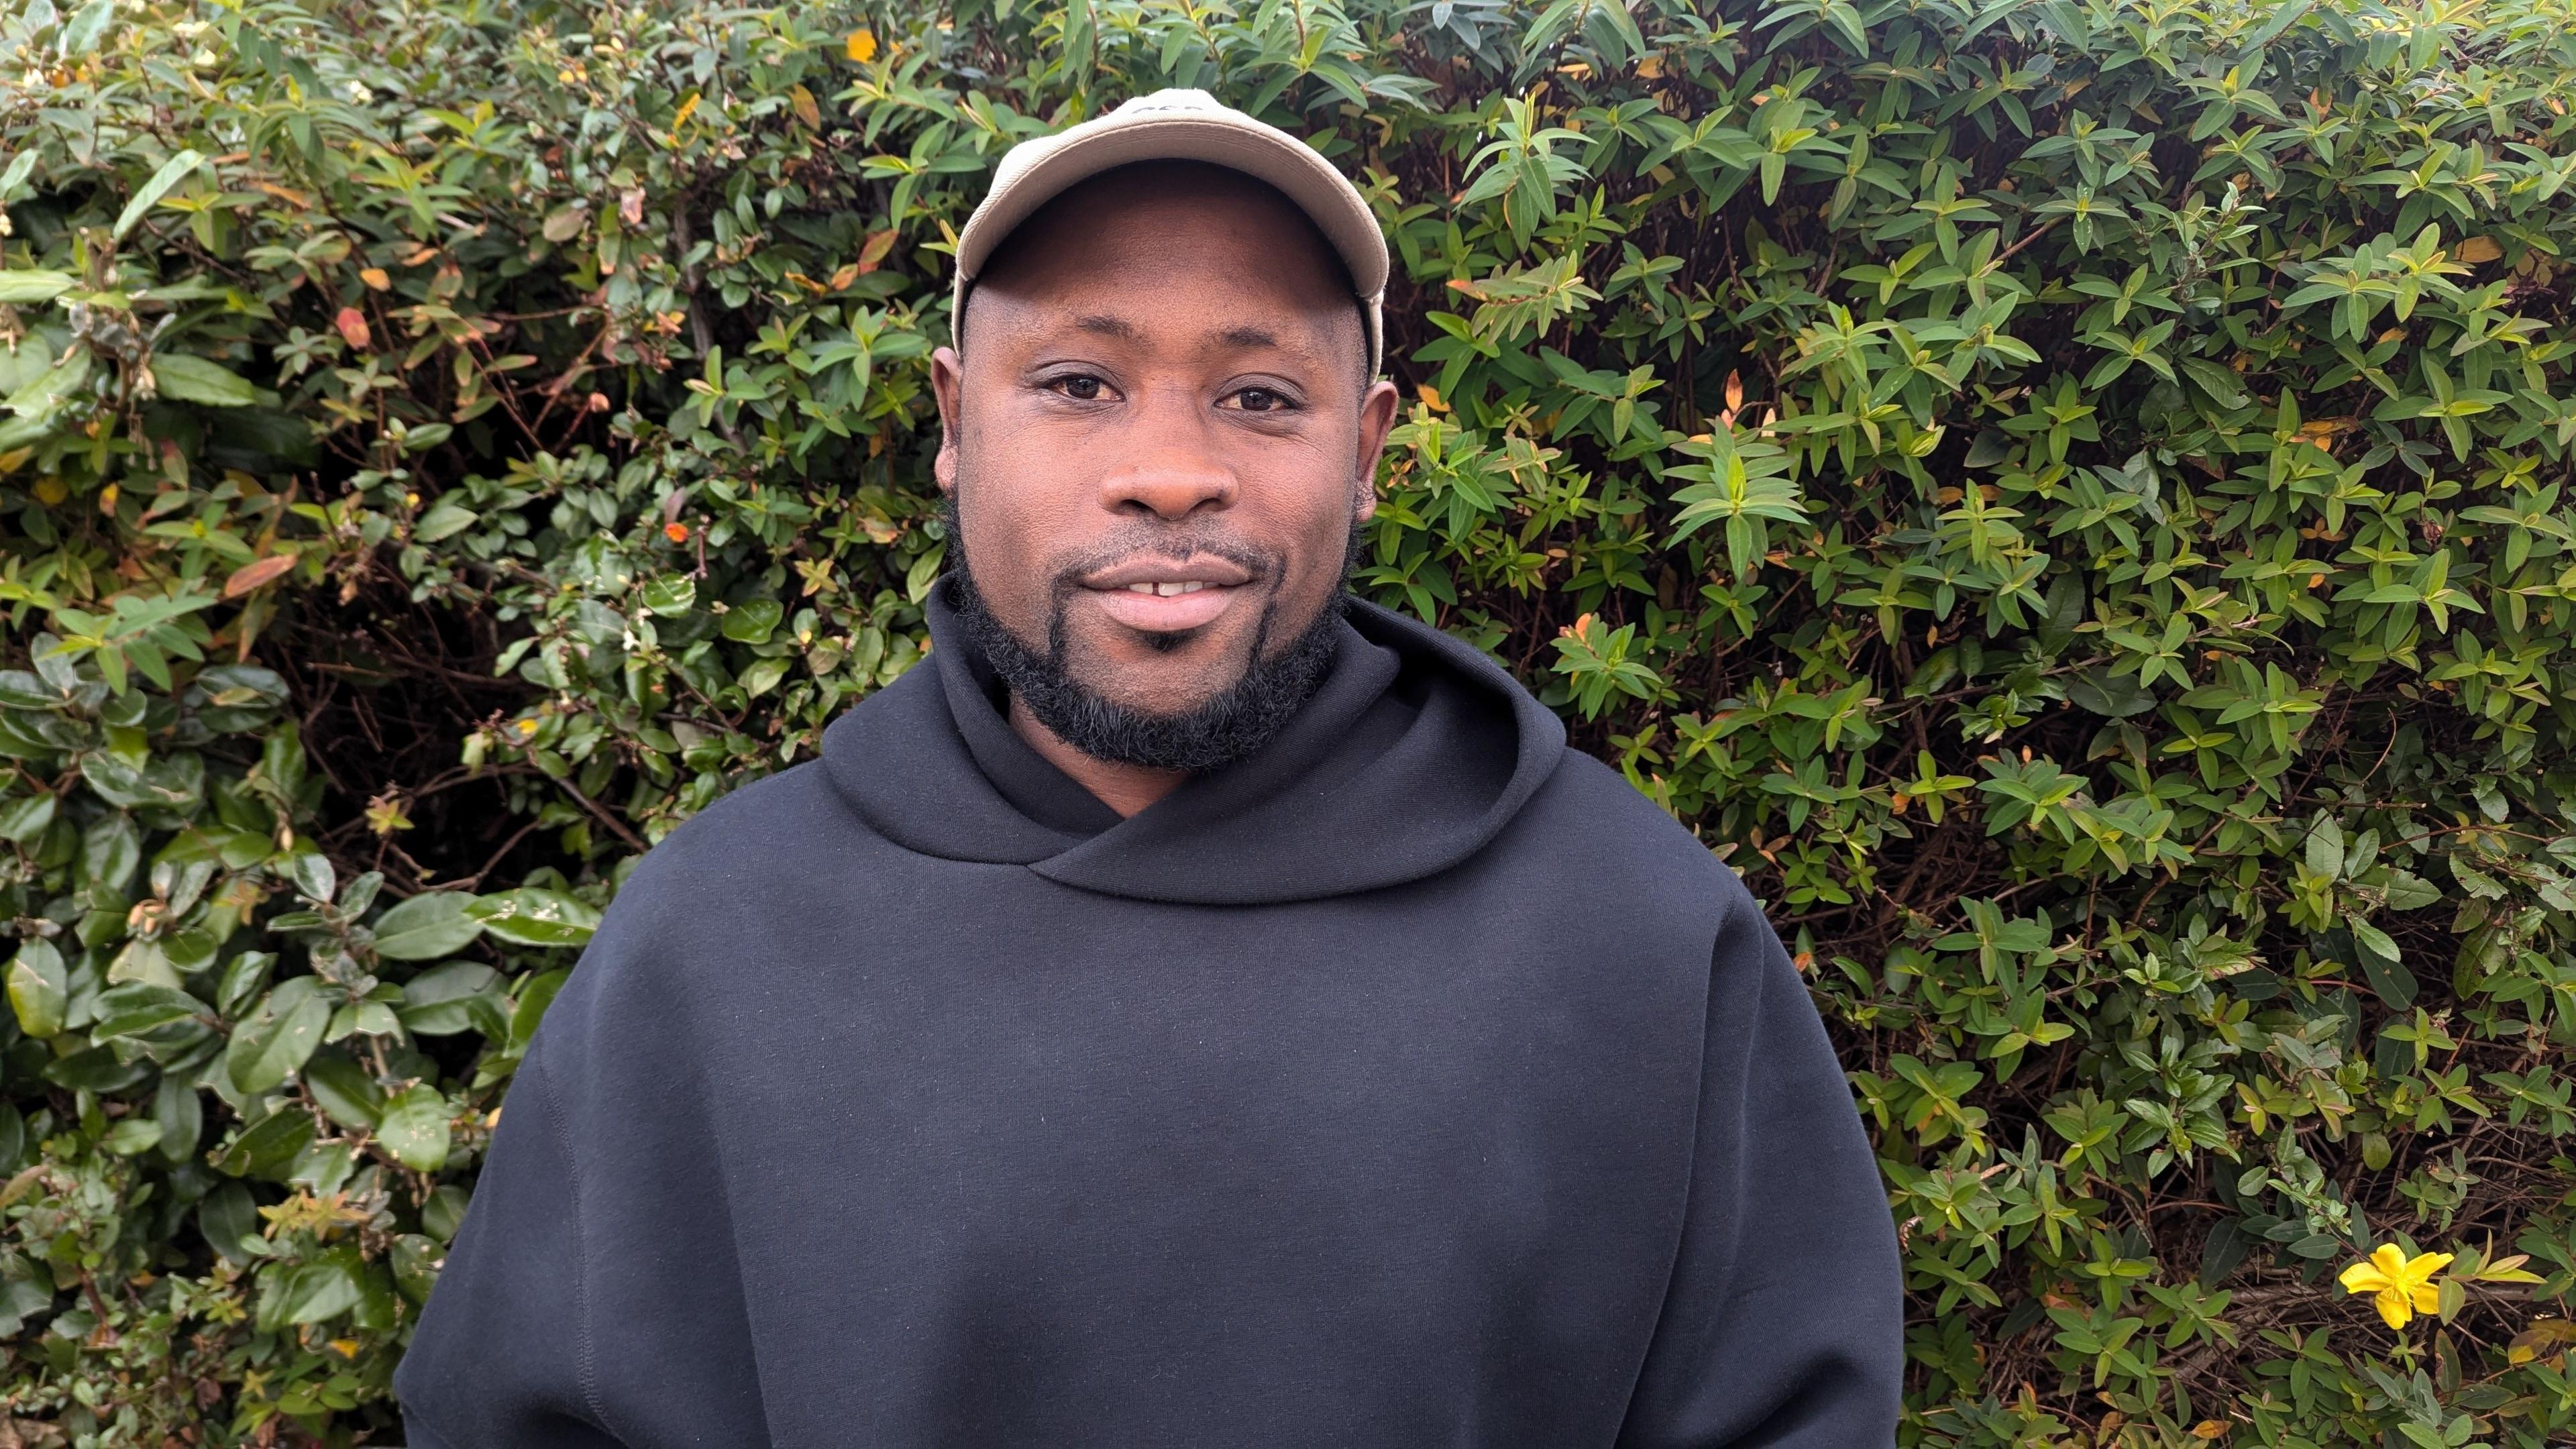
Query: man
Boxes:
[{"xmin": 396, "ymin": 89, "xmax": 1904, "ymax": 1446}]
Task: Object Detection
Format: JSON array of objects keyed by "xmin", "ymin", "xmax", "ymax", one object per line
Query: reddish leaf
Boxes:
[{"xmin": 223, "ymin": 552, "xmax": 299, "ymax": 600}]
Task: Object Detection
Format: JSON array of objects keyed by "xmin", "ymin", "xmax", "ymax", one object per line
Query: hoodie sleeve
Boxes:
[
  {"xmin": 1617, "ymin": 884, "xmax": 1907, "ymax": 1448},
  {"xmin": 391, "ymin": 854, "xmax": 776, "ymax": 1447},
  {"xmin": 392, "ymin": 1048, "xmax": 625, "ymax": 1448}
]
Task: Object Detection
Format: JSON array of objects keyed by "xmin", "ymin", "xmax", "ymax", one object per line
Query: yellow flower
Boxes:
[
  {"xmin": 845, "ymin": 29, "xmax": 877, "ymax": 62},
  {"xmin": 2339, "ymin": 1243, "xmax": 2453, "ymax": 1330}
]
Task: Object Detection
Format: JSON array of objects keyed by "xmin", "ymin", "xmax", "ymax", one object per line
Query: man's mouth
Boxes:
[{"xmin": 1077, "ymin": 557, "xmax": 1256, "ymax": 633}]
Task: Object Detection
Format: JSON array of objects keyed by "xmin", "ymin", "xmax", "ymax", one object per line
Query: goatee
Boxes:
[{"xmin": 943, "ymin": 496, "xmax": 1353, "ymax": 773}]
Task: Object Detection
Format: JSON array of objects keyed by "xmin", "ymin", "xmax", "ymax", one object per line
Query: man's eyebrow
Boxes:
[{"xmin": 1063, "ymin": 315, "xmax": 1290, "ymax": 352}]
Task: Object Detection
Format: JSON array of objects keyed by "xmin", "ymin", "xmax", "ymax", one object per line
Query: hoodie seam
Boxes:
[
  {"xmin": 689, "ymin": 1037, "xmax": 784, "ymax": 1446},
  {"xmin": 526, "ymin": 1053, "xmax": 626, "ymax": 1443},
  {"xmin": 1611, "ymin": 896, "xmax": 1758, "ymax": 1443},
  {"xmin": 398, "ymin": 1405, "xmax": 461, "ymax": 1449},
  {"xmin": 1696, "ymin": 898, "xmax": 1764, "ymax": 1341}
]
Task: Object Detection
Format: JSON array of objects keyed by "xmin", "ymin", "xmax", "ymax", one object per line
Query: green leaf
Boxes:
[
  {"xmin": 721, "ymin": 598, "xmax": 784, "ymax": 643},
  {"xmin": 56, "ymin": 0, "xmax": 113, "ymax": 55},
  {"xmin": 89, "ymin": 982, "xmax": 204, "ymax": 1038},
  {"xmin": 2382, "ymin": 870, "xmax": 2443, "ymax": 912},
  {"xmin": 392, "ymin": 1232, "xmax": 444, "ymax": 1303},
  {"xmin": 102, "ymin": 1118, "xmax": 163, "ymax": 1156},
  {"xmin": 2238, "ymin": 0, "xmax": 2314, "ymax": 55},
  {"xmin": 541, "ymin": 202, "xmax": 590, "ymax": 243},
  {"xmin": 739, "ymin": 655, "xmax": 790, "ymax": 699},
  {"xmin": 215, "ymin": 950, "xmax": 276, "ymax": 1020},
  {"xmin": 2303, "ymin": 816, "xmax": 2344, "ymax": 879},
  {"xmin": 2349, "ymin": 918, "xmax": 2417, "ymax": 1010},
  {"xmin": 83, "ymin": 812, "xmax": 142, "ymax": 894},
  {"xmin": 225, "ymin": 977, "xmax": 333, "ymax": 1095},
  {"xmin": 641, "ymin": 576, "xmax": 696, "ymax": 617},
  {"xmin": 285, "ymin": 849, "xmax": 335, "ymax": 904},
  {"xmin": 376, "ymin": 1083, "xmax": 452, "ymax": 1172},
  {"xmin": 113, "ymin": 149, "xmax": 207, "ymax": 242},
  {"xmin": 44, "ymin": 1046, "xmax": 150, "ymax": 1093},
  {"xmin": 301, "ymin": 1050, "xmax": 384, "ymax": 1131},
  {"xmin": 370, "ymin": 891, "xmax": 484, "ymax": 961},
  {"xmin": 508, "ymin": 967, "xmax": 569, "ymax": 1051},
  {"xmin": 198, "ymin": 1181, "xmax": 260, "ymax": 1263},
  {"xmin": 216, "ymin": 1104, "xmax": 313, "ymax": 1180},
  {"xmin": 6, "ymin": 940, "xmax": 66, "ymax": 1038},
  {"xmin": 396, "ymin": 961, "xmax": 501, "ymax": 1036},
  {"xmin": 421, "ymin": 1184, "xmax": 472, "ymax": 1242},
  {"xmin": 7, "ymin": 345, "xmax": 91, "ymax": 419},
  {"xmin": 0, "ymin": 793, "xmax": 54, "ymax": 845},
  {"xmin": 149, "ymin": 353, "xmax": 260, "ymax": 407},
  {"xmin": 2065, "ymin": 667, "xmax": 2157, "ymax": 718},
  {"xmin": 105, "ymin": 938, "xmax": 181, "ymax": 989},
  {"xmin": 154, "ymin": 1070, "xmax": 202, "ymax": 1163},
  {"xmin": 413, "ymin": 499, "xmax": 478, "ymax": 543},
  {"xmin": 258, "ymin": 1250, "xmax": 364, "ymax": 1331},
  {"xmin": 469, "ymin": 889, "xmax": 600, "ymax": 949},
  {"xmin": 0, "ymin": 272, "xmax": 74, "ymax": 305}
]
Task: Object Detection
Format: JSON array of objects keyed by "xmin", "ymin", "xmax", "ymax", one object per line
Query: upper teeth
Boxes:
[{"xmin": 1127, "ymin": 581, "xmax": 1210, "ymax": 596}]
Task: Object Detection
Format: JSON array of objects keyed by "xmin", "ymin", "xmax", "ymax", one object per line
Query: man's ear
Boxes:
[
  {"xmin": 1350, "ymin": 378, "xmax": 1400, "ymax": 523},
  {"xmin": 930, "ymin": 344, "xmax": 966, "ymax": 497}
]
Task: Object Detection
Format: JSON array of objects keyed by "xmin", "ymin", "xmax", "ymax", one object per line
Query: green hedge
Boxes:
[{"xmin": 4, "ymin": 0, "xmax": 2575, "ymax": 1441}]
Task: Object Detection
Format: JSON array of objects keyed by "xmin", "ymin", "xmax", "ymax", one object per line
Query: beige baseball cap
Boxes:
[{"xmin": 952, "ymin": 89, "xmax": 1389, "ymax": 376}]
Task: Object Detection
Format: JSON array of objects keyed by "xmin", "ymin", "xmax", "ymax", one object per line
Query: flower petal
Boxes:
[
  {"xmin": 2375, "ymin": 1287, "xmax": 2412, "ymax": 1330},
  {"xmin": 2402, "ymin": 1251, "xmax": 2455, "ymax": 1286}
]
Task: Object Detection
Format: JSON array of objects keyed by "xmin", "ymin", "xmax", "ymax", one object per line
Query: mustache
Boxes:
[{"xmin": 1043, "ymin": 529, "xmax": 1279, "ymax": 600}]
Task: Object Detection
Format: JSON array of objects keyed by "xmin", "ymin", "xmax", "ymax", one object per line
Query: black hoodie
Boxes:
[{"xmin": 394, "ymin": 578, "xmax": 1904, "ymax": 1448}]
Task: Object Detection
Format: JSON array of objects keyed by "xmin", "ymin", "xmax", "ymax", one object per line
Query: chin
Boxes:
[
  {"xmin": 1078, "ymin": 614, "xmax": 1251, "ymax": 670},
  {"xmin": 1071, "ymin": 661, "xmax": 1240, "ymax": 719},
  {"xmin": 1137, "ymin": 627, "xmax": 1199, "ymax": 657}
]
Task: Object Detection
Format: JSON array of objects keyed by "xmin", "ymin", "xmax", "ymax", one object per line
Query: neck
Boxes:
[{"xmin": 1006, "ymin": 692, "xmax": 1189, "ymax": 818}]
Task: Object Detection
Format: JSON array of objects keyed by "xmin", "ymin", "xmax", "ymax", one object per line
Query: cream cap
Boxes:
[{"xmin": 952, "ymin": 89, "xmax": 1389, "ymax": 375}]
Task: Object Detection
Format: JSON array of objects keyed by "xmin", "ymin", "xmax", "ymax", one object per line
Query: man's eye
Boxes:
[
  {"xmin": 1049, "ymin": 375, "xmax": 1108, "ymax": 400},
  {"xmin": 1226, "ymin": 386, "xmax": 1293, "ymax": 413}
]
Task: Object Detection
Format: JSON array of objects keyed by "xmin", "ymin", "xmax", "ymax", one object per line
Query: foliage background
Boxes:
[{"xmin": 3, "ymin": 0, "xmax": 2575, "ymax": 1441}]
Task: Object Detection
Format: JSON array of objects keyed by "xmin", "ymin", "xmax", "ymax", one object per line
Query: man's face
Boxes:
[{"xmin": 930, "ymin": 166, "xmax": 1401, "ymax": 729}]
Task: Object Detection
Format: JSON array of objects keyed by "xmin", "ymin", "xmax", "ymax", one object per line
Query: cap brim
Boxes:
[{"xmin": 953, "ymin": 115, "xmax": 1386, "ymax": 374}]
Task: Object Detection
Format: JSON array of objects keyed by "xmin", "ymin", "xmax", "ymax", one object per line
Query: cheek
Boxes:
[
  {"xmin": 1292, "ymin": 498, "xmax": 1354, "ymax": 579},
  {"xmin": 1273, "ymin": 439, "xmax": 1362, "ymax": 582},
  {"xmin": 953, "ymin": 465, "xmax": 1061, "ymax": 623},
  {"xmin": 958, "ymin": 407, "xmax": 1102, "ymax": 541}
]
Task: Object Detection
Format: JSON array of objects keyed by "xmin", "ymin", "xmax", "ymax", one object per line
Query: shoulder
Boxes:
[
  {"xmin": 1503, "ymin": 747, "xmax": 1763, "ymax": 937},
  {"xmin": 551, "ymin": 760, "xmax": 863, "ymax": 1002},
  {"xmin": 1525, "ymin": 757, "xmax": 1808, "ymax": 1036},
  {"xmin": 627, "ymin": 757, "xmax": 855, "ymax": 888},
  {"xmin": 1530, "ymin": 750, "xmax": 1739, "ymax": 885}
]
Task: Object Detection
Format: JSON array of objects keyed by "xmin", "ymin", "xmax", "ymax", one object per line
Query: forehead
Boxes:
[{"xmin": 963, "ymin": 166, "xmax": 1359, "ymax": 364}]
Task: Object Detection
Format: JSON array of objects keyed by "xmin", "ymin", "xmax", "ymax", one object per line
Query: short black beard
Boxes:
[{"xmin": 945, "ymin": 496, "xmax": 1357, "ymax": 773}]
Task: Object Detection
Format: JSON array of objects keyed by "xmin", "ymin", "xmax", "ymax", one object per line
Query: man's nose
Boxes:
[{"xmin": 1099, "ymin": 394, "xmax": 1237, "ymax": 521}]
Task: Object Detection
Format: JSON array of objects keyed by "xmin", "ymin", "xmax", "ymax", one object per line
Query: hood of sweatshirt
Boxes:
[{"xmin": 819, "ymin": 576, "xmax": 1566, "ymax": 905}]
